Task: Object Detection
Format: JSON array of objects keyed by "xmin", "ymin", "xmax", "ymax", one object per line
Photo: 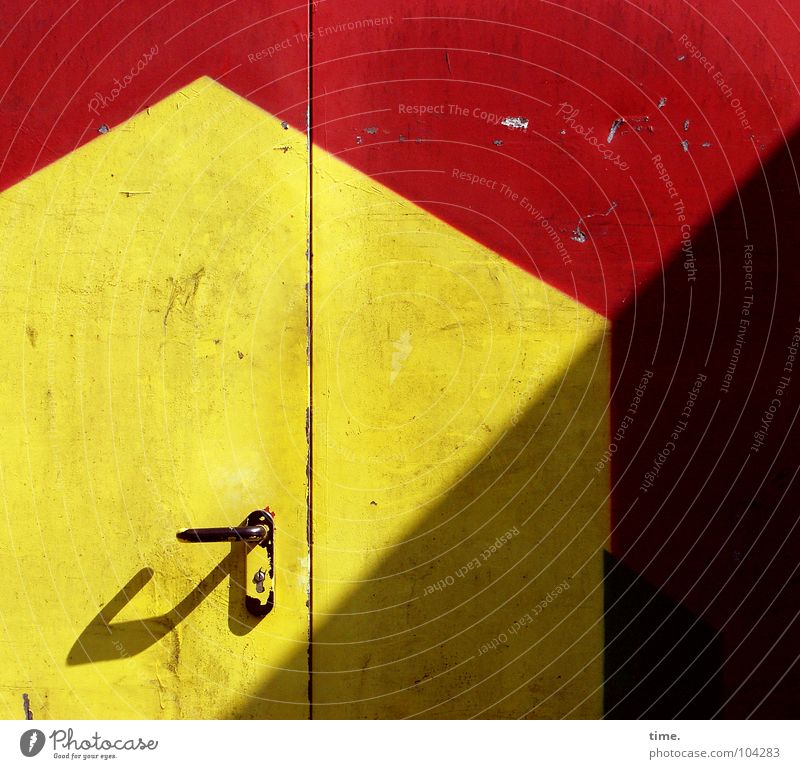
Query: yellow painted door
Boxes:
[
  {"xmin": 309, "ymin": 149, "xmax": 610, "ymax": 718},
  {"xmin": 0, "ymin": 80, "xmax": 311, "ymax": 719},
  {"xmin": 1, "ymin": 78, "xmax": 609, "ymax": 720}
]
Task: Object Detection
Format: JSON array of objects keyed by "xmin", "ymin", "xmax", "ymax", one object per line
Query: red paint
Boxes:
[
  {"xmin": 0, "ymin": 0, "xmax": 308, "ymax": 189},
  {"xmin": 3, "ymin": 0, "xmax": 800, "ymax": 717},
  {"xmin": 4, "ymin": 1, "xmax": 798, "ymax": 317}
]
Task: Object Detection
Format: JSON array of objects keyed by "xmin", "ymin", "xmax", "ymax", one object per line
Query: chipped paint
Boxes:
[
  {"xmin": 501, "ymin": 116, "xmax": 529, "ymax": 130},
  {"xmin": 657, "ymin": 96, "xmax": 667, "ymax": 109},
  {"xmin": 22, "ymin": 693, "xmax": 33, "ymax": 720},
  {"xmin": 683, "ymin": 119, "xmax": 690, "ymax": 131},
  {"xmin": 626, "ymin": 115, "xmax": 650, "ymax": 132},
  {"xmin": 607, "ymin": 118, "xmax": 624, "ymax": 143},
  {"xmin": 571, "ymin": 223, "xmax": 588, "ymax": 243},
  {"xmin": 297, "ymin": 554, "xmax": 311, "ymax": 589},
  {"xmin": 681, "ymin": 139, "xmax": 690, "ymax": 152},
  {"xmin": 584, "ymin": 201, "xmax": 618, "ymax": 220}
]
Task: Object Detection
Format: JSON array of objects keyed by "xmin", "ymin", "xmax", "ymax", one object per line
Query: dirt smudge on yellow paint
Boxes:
[{"xmin": 163, "ymin": 267, "xmax": 205, "ymax": 330}]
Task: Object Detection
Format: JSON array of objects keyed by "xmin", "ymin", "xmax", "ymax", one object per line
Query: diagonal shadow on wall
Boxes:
[
  {"xmin": 231, "ymin": 130, "xmax": 799, "ymax": 720},
  {"xmin": 228, "ymin": 325, "xmax": 615, "ymax": 719},
  {"xmin": 609, "ymin": 129, "xmax": 800, "ymax": 719}
]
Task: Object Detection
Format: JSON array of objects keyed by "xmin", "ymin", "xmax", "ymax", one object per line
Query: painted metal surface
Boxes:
[
  {"xmin": 1, "ymin": 0, "xmax": 799, "ymax": 718},
  {"xmin": 310, "ymin": 150, "xmax": 609, "ymax": 717},
  {"xmin": 0, "ymin": 81, "xmax": 310, "ymax": 718}
]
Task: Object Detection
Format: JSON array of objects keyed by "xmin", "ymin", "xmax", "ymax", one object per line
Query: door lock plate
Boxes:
[
  {"xmin": 176, "ymin": 507, "xmax": 276, "ymax": 617},
  {"xmin": 244, "ymin": 509, "xmax": 275, "ymax": 617}
]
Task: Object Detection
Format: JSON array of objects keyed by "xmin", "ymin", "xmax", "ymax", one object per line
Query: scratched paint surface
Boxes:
[
  {"xmin": 310, "ymin": 151, "xmax": 610, "ymax": 717},
  {"xmin": 1, "ymin": 0, "xmax": 800, "ymax": 719},
  {"xmin": 0, "ymin": 80, "xmax": 310, "ymax": 718},
  {"xmin": 3, "ymin": 2, "xmax": 800, "ymax": 318},
  {"xmin": 307, "ymin": 1, "xmax": 800, "ymax": 717}
]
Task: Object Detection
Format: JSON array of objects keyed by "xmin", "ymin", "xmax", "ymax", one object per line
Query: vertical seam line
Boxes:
[{"xmin": 306, "ymin": 0, "xmax": 315, "ymax": 721}]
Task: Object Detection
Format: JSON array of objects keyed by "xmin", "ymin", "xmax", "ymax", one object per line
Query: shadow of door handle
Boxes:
[{"xmin": 177, "ymin": 508, "xmax": 275, "ymax": 617}]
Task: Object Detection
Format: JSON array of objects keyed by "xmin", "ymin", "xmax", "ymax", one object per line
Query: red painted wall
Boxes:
[{"xmin": 3, "ymin": 0, "xmax": 799, "ymax": 717}]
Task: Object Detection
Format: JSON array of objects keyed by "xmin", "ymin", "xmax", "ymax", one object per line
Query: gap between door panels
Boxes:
[{"xmin": 305, "ymin": 0, "xmax": 315, "ymax": 721}]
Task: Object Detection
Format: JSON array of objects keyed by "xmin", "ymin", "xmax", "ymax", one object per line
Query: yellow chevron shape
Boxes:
[{"xmin": 0, "ymin": 78, "xmax": 609, "ymax": 719}]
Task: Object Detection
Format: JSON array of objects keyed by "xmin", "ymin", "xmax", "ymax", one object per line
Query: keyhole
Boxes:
[{"xmin": 253, "ymin": 567, "xmax": 266, "ymax": 594}]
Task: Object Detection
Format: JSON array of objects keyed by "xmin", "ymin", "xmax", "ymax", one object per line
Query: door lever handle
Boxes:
[
  {"xmin": 176, "ymin": 522, "xmax": 268, "ymax": 543},
  {"xmin": 176, "ymin": 508, "xmax": 275, "ymax": 617}
]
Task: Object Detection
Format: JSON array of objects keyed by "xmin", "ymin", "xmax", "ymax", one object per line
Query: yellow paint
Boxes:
[
  {"xmin": 310, "ymin": 155, "xmax": 610, "ymax": 717},
  {"xmin": 0, "ymin": 76, "xmax": 610, "ymax": 720},
  {"xmin": 0, "ymin": 79, "xmax": 309, "ymax": 718}
]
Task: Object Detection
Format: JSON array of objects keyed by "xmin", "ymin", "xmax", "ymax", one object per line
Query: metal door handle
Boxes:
[
  {"xmin": 176, "ymin": 523, "xmax": 268, "ymax": 543},
  {"xmin": 176, "ymin": 508, "xmax": 275, "ymax": 617}
]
